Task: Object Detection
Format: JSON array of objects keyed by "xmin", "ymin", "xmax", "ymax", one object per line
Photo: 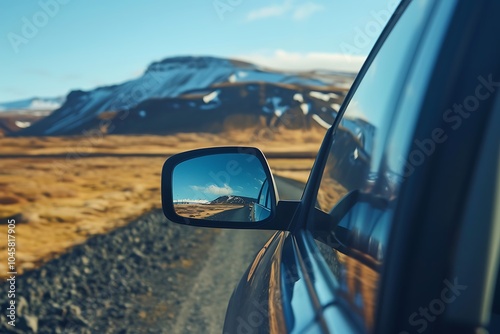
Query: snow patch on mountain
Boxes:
[
  {"xmin": 15, "ymin": 121, "xmax": 31, "ymax": 128},
  {"xmin": 0, "ymin": 96, "xmax": 64, "ymax": 113},
  {"xmin": 300, "ymin": 103, "xmax": 310, "ymax": 115},
  {"xmin": 262, "ymin": 97, "xmax": 289, "ymax": 117},
  {"xmin": 309, "ymin": 91, "xmax": 330, "ymax": 102},
  {"xmin": 293, "ymin": 93, "xmax": 304, "ymax": 103},
  {"xmin": 203, "ymin": 90, "xmax": 220, "ymax": 104},
  {"xmin": 331, "ymin": 103, "xmax": 341, "ymax": 111},
  {"xmin": 312, "ymin": 114, "xmax": 332, "ymax": 129}
]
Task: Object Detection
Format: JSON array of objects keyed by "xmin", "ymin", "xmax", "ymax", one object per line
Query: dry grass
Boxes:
[
  {"xmin": 0, "ymin": 156, "xmax": 164, "ymax": 276},
  {"xmin": 268, "ymin": 158, "xmax": 316, "ymax": 184},
  {"xmin": 0, "ymin": 129, "xmax": 324, "ymax": 277},
  {"xmin": 0, "ymin": 128, "xmax": 325, "ymax": 157},
  {"xmin": 174, "ymin": 204, "xmax": 245, "ymax": 219}
]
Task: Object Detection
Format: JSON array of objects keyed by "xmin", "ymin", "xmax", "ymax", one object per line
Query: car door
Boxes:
[{"xmin": 287, "ymin": 0, "xmax": 461, "ymax": 332}]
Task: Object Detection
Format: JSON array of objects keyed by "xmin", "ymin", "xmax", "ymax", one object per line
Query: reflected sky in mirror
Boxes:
[
  {"xmin": 173, "ymin": 153, "xmax": 269, "ymax": 222},
  {"xmin": 173, "ymin": 153, "xmax": 267, "ymax": 204}
]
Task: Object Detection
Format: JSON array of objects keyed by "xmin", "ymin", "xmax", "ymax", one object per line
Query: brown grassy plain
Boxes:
[
  {"xmin": 0, "ymin": 129, "xmax": 322, "ymax": 277},
  {"xmin": 174, "ymin": 204, "xmax": 245, "ymax": 219}
]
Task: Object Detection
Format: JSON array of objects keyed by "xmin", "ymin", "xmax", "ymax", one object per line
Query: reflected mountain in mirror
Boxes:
[{"xmin": 172, "ymin": 153, "xmax": 271, "ymax": 222}]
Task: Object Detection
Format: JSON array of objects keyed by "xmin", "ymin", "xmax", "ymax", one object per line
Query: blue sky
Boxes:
[
  {"xmin": 173, "ymin": 153, "xmax": 267, "ymax": 202},
  {"xmin": 0, "ymin": 0, "xmax": 399, "ymax": 102}
]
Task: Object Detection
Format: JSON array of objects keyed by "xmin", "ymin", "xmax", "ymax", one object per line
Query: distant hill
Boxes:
[
  {"xmin": 210, "ymin": 196, "xmax": 256, "ymax": 205},
  {"xmin": 0, "ymin": 96, "xmax": 65, "ymax": 136},
  {"xmin": 0, "ymin": 96, "xmax": 64, "ymax": 114},
  {"xmin": 13, "ymin": 56, "xmax": 353, "ymax": 136}
]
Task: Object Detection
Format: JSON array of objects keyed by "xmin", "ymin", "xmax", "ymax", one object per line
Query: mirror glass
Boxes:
[{"xmin": 172, "ymin": 153, "xmax": 272, "ymax": 222}]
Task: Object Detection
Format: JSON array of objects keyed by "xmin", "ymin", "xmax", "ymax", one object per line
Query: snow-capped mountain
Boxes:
[{"xmin": 16, "ymin": 56, "xmax": 351, "ymax": 136}]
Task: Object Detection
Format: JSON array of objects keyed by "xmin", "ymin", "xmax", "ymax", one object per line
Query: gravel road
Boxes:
[
  {"xmin": 166, "ymin": 229, "xmax": 273, "ymax": 334},
  {"xmin": 0, "ymin": 177, "xmax": 303, "ymax": 334}
]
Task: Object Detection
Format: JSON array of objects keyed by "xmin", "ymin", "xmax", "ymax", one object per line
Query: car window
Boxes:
[
  {"xmin": 310, "ymin": 0, "xmax": 456, "ymax": 331},
  {"xmin": 316, "ymin": 0, "xmax": 434, "ymax": 213}
]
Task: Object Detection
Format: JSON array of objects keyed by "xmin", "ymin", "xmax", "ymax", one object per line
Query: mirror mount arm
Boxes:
[{"xmin": 271, "ymin": 200, "xmax": 301, "ymax": 231}]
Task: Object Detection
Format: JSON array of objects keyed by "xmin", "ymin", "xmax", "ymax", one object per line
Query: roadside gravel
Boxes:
[{"xmin": 0, "ymin": 209, "xmax": 272, "ymax": 334}]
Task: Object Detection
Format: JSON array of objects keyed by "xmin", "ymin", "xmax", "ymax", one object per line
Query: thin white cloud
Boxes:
[
  {"xmin": 246, "ymin": 0, "xmax": 322, "ymax": 22},
  {"xmin": 234, "ymin": 50, "xmax": 366, "ymax": 73},
  {"xmin": 246, "ymin": 0, "xmax": 292, "ymax": 21},
  {"xmin": 292, "ymin": 3, "xmax": 323, "ymax": 21},
  {"xmin": 190, "ymin": 184, "xmax": 233, "ymax": 196}
]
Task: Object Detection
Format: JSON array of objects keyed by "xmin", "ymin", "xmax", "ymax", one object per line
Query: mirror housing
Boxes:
[{"xmin": 161, "ymin": 146, "xmax": 297, "ymax": 230}]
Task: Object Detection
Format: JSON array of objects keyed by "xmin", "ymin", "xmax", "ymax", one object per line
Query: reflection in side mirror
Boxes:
[{"xmin": 169, "ymin": 151, "xmax": 273, "ymax": 223}]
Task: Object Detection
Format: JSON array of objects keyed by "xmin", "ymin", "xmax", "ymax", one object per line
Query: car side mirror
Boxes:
[{"xmin": 162, "ymin": 147, "xmax": 298, "ymax": 230}]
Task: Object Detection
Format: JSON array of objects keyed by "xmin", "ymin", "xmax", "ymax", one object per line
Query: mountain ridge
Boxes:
[{"xmin": 13, "ymin": 56, "xmax": 351, "ymax": 136}]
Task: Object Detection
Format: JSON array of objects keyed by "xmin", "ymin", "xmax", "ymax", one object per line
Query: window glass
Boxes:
[{"xmin": 316, "ymin": 0, "xmax": 434, "ymax": 213}]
